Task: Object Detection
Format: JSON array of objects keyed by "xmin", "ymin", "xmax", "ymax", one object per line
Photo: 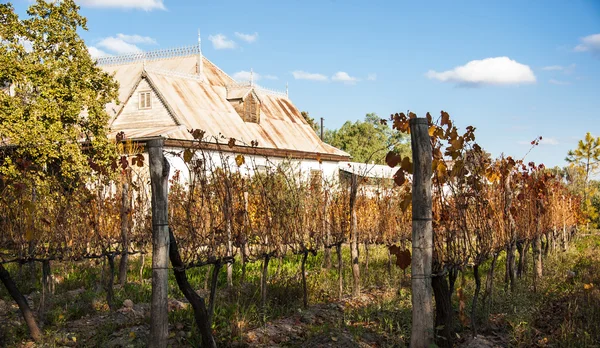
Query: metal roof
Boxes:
[{"xmin": 100, "ymin": 47, "xmax": 349, "ymax": 160}]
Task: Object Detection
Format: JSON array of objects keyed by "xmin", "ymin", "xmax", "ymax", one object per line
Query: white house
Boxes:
[{"xmin": 97, "ymin": 41, "xmax": 350, "ymax": 182}]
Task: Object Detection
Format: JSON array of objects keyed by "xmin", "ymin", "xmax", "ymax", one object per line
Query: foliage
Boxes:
[
  {"xmin": 0, "ymin": 0, "xmax": 119, "ymax": 185},
  {"xmin": 301, "ymin": 111, "xmax": 320, "ymax": 134},
  {"xmin": 565, "ymin": 132, "xmax": 600, "ymax": 226},
  {"xmin": 326, "ymin": 113, "xmax": 410, "ymax": 164}
]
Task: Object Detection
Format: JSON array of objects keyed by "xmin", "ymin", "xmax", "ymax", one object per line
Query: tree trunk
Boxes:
[
  {"xmin": 139, "ymin": 253, "xmax": 145, "ymax": 283},
  {"xmin": 364, "ymin": 242, "xmax": 370, "ymax": 279},
  {"xmin": 505, "ymin": 242, "xmax": 517, "ymax": 292},
  {"xmin": 387, "ymin": 247, "xmax": 392, "ymax": 279},
  {"xmin": 0, "ymin": 263, "xmax": 42, "ymax": 342},
  {"xmin": 118, "ymin": 183, "xmax": 130, "ymax": 286},
  {"xmin": 543, "ymin": 232, "xmax": 550, "ymax": 256},
  {"xmin": 409, "ymin": 118, "xmax": 434, "ymax": 348},
  {"xmin": 168, "ymin": 229, "xmax": 216, "ymax": 348},
  {"xmin": 301, "ymin": 250, "xmax": 309, "ymax": 308},
  {"xmin": 471, "ymin": 264, "xmax": 481, "ymax": 337},
  {"xmin": 240, "ymin": 244, "xmax": 247, "ymax": 286},
  {"xmin": 324, "ymin": 247, "xmax": 332, "ymax": 270},
  {"xmin": 533, "ymin": 235, "xmax": 543, "ymax": 292},
  {"xmin": 208, "ymin": 261, "xmax": 222, "ymax": 325},
  {"xmin": 337, "ymin": 243, "xmax": 343, "ymax": 300},
  {"xmin": 323, "ymin": 196, "xmax": 331, "ymax": 270},
  {"xmin": 431, "ymin": 274, "xmax": 453, "ymax": 348},
  {"xmin": 483, "ymin": 252, "xmax": 499, "ymax": 313},
  {"xmin": 106, "ymin": 253, "xmax": 116, "ymax": 311},
  {"xmin": 148, "ymin": 139, "xmax": 170, "ymax": 348},
  {"xmin": 261, "ymin": 254, "xmax": 270, "ymax": 308},
  {"xmin": 204, "ymin": 264, "xmax": 212, "ymax": 291},
  {"xmin": 40, "ymin": 260, "xmax": 51, "ymax": 323},
  {"xmin": 349, "ymin": 174, "xmax": 360, "ymax": 298}
]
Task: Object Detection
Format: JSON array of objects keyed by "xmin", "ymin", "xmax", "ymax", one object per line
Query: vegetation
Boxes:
[{"xmin": 0, "ymin": 2, "xmax": 597, "ymax": 347}]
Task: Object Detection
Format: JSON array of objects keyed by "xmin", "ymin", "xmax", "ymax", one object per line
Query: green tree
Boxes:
[
  {"xmin": 301, "ymin": 111, "xmax": 320, "ymax": 134},
  {"xmin": 0, "ymin": 0, "xmax": 118, "ymax": 185},
  {"xmin": 565, "ymin": 132, "xmax": 600, "ymax": 225},
  {"xmin": 0, "ymin": 0, "xmax": 118, "ymax": 341},
  {"xmin": 326, "ymin": 113, "xmax": 410, "ymax": 164}
]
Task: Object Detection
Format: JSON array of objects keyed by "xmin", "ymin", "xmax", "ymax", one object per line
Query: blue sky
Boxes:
[{"xmin": 11, "ymin": 0, "xmax": 600, "ymax": 168}]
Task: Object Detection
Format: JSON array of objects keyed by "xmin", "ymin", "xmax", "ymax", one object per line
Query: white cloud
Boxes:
[
  {"xmin": 233, "ymin": 70, "xmax": 258, "ymax": 81},
  {"xmin": 116, "ymin": 33, "xmax": 157, "ymax": 45},
  {"xmin": 88, "ymin": 46, "xmax": 110, "ymax": 58},
  {"xmin": 208, "ymin": 34, "xmax": 236, "ymax": 50},
  {"xmin": 232, "ymin": 71, "xmax": 278, "ymax": 82},
  {"xmin": 367, "ymin": 73, "xmax": 377, "ymax": 81},
  {"xmin": 540, "ymin": 137, "xmax": 559, "ymax": 145},
  {"xmin": 542, "ymin": 65, "xmax": 564, "ymax": 71},
  {"xmin": 332, "ymin": 71, "xmax": 358, "ymax": 84},
  {"xmin": 549, "ymin": 79, "xmax": 571, "ymax": 85},
  {"xmin": 574, "ymin": 33, "xmax": 600, "ymax": 53},
  {"xmin": 426, "ymin": 57, "xmax": 536, "ymax": 86},
  {"xmin": 234, "ymin": 32, "xmax": 258, "ymax": 43},
  {"xmin": 541, "ymin": 64, "xmax": 576, "ymax": 74},
  {"xmin": 292, "ymin": 70, "xmax": 328, "ymax": 81},
  {"xmin": 76, "ymin": 0, "xmax": 165, "ymax": 11},
  {"xmin": 97, "ymin": 37, "xmax": 142, "ymax": 55},
  {"xmin": 94, "ymin": 33, "xmax": 157, "ymax": 55}
]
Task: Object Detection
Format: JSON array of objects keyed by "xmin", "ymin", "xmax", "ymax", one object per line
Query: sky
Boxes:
[{"xmin": 9, "ymin": 0, "xmax": 600, "ymax": 169}]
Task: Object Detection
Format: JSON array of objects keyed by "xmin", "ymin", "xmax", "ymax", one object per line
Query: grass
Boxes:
[{"xmin": 0, "ymin": 234, "xmax": 599, "ymax": 347}]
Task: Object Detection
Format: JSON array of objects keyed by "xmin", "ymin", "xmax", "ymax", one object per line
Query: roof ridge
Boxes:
[{"xmin": 96, "ymin": 45, "xmax": 200, "ymax": 66}]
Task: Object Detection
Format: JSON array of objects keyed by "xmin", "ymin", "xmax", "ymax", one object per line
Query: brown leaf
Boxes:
[
  {"xmin": 393, "ymin": 169, "xmax": 406, "ymax": 186},
  {"xmin": 396, "ymin": 249, "xmax": 411, "ymax": 270},
  {"xmin": 385, "ymin": 151, "xmax": 402, "ymax": 168},
  {"xmin": 228, "ymin": 138, "xmax": 236, "ymax": 148},
  {"xmin": 400, "ymin": 156, "xmax": 413, "ymax": 174}
]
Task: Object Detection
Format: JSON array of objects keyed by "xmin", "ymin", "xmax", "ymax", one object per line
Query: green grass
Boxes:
[{"xmin": 1, "ymin": 234, "xmax": 599, "ymax": 347}]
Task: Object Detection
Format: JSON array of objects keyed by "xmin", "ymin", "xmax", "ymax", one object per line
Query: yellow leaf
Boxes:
[
  {"xmin": 235, "ymin": 154, "xmax": 245, "ymax": 167},
  {"xmin": 129, "ymin": 331, "xmax": 136, "ymax": 339},
  {"xmin": 183, "ymin": 149, "xmax": 193, "ymax": 163},
  {"xmin": 428, "ymin": 125, "xmax": 436, "ymax": 136},
  {"xmin": 584, "ymin": 283, "xmax": 594, "ymax": 290}
]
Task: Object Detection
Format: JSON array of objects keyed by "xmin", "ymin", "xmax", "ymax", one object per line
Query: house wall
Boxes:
[
  {"xmin": 163, "ymin": 146, "xmax": 340, "ymax": 185},
  {"xmin": 112, "ymin": 79, "xmax": 176, "ymax": 129}
]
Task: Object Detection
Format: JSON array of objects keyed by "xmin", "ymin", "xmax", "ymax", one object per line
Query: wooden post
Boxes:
[
  {"xmin": 409, "ymin": 118, "xmax": 434, "ymax": 348},
  {"xmin": 119, "ymin": 182, "xmax": 130, "ymax": 286},
  {"xmin": 148, "ymin": 139, "xmax": 170, "ymax": 348},
  {"xmin": 349, "ymin": 173, "xmax": 360, "ymax": 298}
]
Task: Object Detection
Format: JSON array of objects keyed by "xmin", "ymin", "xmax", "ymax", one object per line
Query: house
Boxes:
[{"xmin": 97, "ymin": 41, "xmax": 350, "ymax": 182}]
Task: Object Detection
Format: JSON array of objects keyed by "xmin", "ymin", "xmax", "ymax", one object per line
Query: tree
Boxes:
[
  {"xmin": 301, "ymin": 111, "xmax": 320, "ymax": 134},
  {"xmin": 0, "ymin": 0, "xmax": 118, "ymax": 341},
  {"xmin": 326, "ymin": 113, "xmax": 410, "ymax": 164},
  {"xmin": 566, "ymin": 132, "xmax": 600, "ymax": 225},
  {"xmin": 0, "ymin": 0, "xmax": 118, "ymax": 184}
]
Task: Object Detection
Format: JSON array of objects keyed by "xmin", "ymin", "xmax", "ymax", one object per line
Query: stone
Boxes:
[{"xmin": 123, "ymin": 299, "xmax": 134, "ymax": 308}]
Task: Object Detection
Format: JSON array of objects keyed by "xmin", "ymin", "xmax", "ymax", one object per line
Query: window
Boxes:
[{"xmin": 139, "ymin": 91, "xmax": 152, "ymax": 109}]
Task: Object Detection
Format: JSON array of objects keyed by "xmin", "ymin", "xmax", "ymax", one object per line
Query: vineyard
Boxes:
[
  {"xmin": 1, "ymin": 1, "xmax": 600, "ymax": 347},
  {"xmin": 1, "ymin": 112, "xmax": 597, "ymax": 348}
]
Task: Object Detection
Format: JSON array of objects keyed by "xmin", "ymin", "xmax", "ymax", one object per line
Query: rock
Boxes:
[
  {"xmin": 168, "ymin": 299, "xmax": 189, "ymax": 312},
  {"xmin": 123, "ymin": 299, "xmax": 134, "ymax": 308}
]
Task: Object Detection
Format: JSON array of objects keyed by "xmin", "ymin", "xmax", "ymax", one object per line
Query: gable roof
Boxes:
[{"xmin": 98, "ymin": 46, "xmax": 350, "ymax": 160}]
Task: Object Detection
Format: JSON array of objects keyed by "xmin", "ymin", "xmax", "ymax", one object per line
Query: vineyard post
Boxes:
[
  {"xmin": 409, "ymin": 118, "xmax": 434, "ymax": 348},
  {"xmin": 148, "ymin": 138, "xmax": 170, "ymax": 348},
  {"xmin": 118, "ymin": 182, "xmax": 130, "ymax": 285}
]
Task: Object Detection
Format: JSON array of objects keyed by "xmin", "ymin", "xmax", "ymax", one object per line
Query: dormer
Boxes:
[{"xmin": 226, "ymin": 86, "xmax": 261, "ymax": 124}]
